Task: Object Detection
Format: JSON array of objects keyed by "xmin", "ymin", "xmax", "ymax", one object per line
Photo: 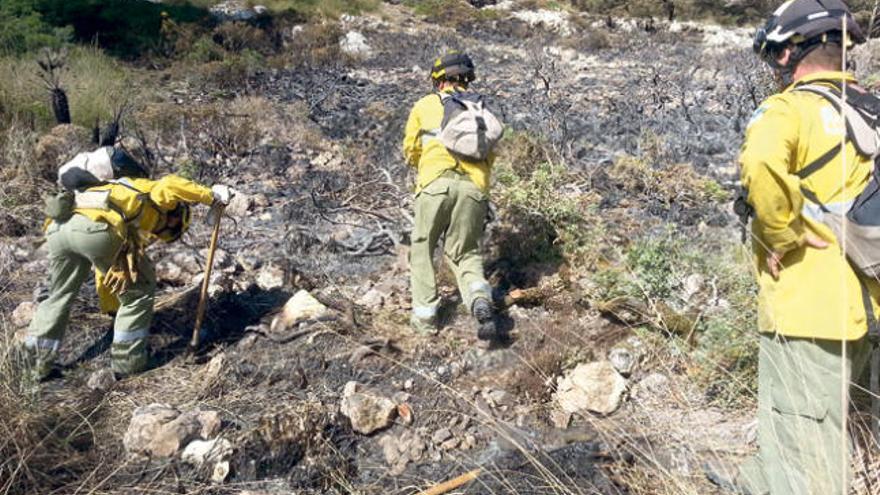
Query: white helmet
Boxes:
[{"xmin": 753, "ymin": 0, "xmax": 865, "ymax": 66}]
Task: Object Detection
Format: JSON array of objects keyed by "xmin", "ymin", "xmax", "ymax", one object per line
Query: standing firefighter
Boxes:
[
  {"xmin": 708, "ymin": 1, "xmax": 880, "ymax": 494},
  {"xmin": 402, "ymin": 51, "xmax": 503, "ymax": 342},
  {"xmin": 26, "ymin": 148, "xmax": 234, "ymax": 379}
]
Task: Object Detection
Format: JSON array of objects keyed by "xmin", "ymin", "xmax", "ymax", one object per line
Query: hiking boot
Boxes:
[{"xmin": 472, "ymin": 297, "xmax": 497, "ymax": 342}]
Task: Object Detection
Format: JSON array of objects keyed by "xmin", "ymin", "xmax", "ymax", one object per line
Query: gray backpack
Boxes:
[
  {"xmin": 438, "ymin": 92, "xmax": 503, "ymax": 162},
  {"xmin": 793, "ymin": 83, "xmax": 880, "ymax": 277}
]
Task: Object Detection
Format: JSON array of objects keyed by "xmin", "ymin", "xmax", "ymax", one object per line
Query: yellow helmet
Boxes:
[{"xmin": 430, "ymin": 51, "xmax": 476, "ymax": 84}]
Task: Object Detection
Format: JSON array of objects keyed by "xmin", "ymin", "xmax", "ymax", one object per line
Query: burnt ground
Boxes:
[{"xmin": 7, "ymin": 2, "xmax": 878, "ymax": 494}]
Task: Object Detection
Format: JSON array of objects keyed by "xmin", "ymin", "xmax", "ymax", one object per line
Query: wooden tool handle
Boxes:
[
  {"xmin": 416, "ymin": 469, "xmax": 481, "ymax": 495},
  {"xmin": 190, "ymin": 206, "xmax": 224, "ymax": 350}
]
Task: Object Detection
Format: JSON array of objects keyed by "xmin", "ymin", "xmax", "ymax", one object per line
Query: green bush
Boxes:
[
  {"xmin": 591, "ymin": 229, "xmax": 759, "ymax": 405},
  {"xmin": 0, "ymin": 4, "xmax": 70, "ymax": 55}
]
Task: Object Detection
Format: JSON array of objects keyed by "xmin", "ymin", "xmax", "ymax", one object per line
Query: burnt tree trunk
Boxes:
[{"xmin": 51, "ymin": 88, "xmax": 71, "ymax": 125}]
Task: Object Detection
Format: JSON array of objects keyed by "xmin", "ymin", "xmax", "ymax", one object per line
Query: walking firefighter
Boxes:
[{"xmin": 402, "ymin": 51, "xmax": 504, "ymax": 343}]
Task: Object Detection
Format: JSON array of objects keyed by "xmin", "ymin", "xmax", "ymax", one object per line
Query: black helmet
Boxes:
[
  {"xmin": 754, "ymin": 0, "xmax": 865, "ymax": 65},
  {"xmin": 111, "ymin": 148, "xmax": 150, "ymax": 179},
  {"xmin": 153, "ymin": 202, "xmax": 191, "ymax": 243},
  {"xmin": 431, "ymin": 51, "xmax": 476, "ymax": 85}
]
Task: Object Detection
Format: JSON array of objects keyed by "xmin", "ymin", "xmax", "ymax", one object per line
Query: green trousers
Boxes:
[
  {"xmin": 410, "ymin": 173, "xmax": 492, "ymax": 332},
  {"xmin": 736, "ymin": 333, "xmax": 871, "ymax": 495},
  {"xmin": 27, "ymin": 214, "xmax": 155, "ymax": 376}
]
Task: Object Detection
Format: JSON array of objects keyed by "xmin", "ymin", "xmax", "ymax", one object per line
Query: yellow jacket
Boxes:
[
  {"xmin": 74, "ymin": 175, "xmax": 214, "ymax": 241},
  {"xmin": 402, "ymin": 88, "xmax": 494, "ymax": 193},
  {"xmin": 741, "ymin": 71, "xmax": 880, "ymax": 341},
  {"xmin": 73, "ymin": 175, "xmax": 214, "ymax": 315}
]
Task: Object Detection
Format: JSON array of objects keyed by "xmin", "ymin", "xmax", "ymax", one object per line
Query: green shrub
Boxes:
[
  {"xmin": 0, "ymin": 4, "xmax": 70, "ymax": 55},
  {"xmin": 591, "ymin": 229, "xmax": 759, "ymax": 405}
]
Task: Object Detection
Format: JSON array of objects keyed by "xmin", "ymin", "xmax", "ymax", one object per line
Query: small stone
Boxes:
[
  {"xmin": 226, "ymin": 193, "xmax": 253, "ymax": 217},
  {"xmin": 87, "ymin": 369, "xmax": 116, "ymax": 392},
  {"xmin": 340, "ymin": 31, "xmax": 372, "ymax": 57},
  {"xmin": 124, "ymin": 404, "xmax": 195, "ymax": 458},
  {"xmin": 181, "ymin": 438, "xmax": 233, "ymax": 467},
  {"xmin": 403, "ymin": 379, "xmax": 414, "ymax": 390},
  {"xmin": 270, "ymin": 290, "xmax": 329, "ymax": 332},
  {"xmin": 202, "ymin": 353, "xmax": 227, "ymax": 383},
  {"xmin": 212, "ymin": 460, "xmax": 231, "ymax": 484},
  {"xmin": 440, "ymin": 437, "xmax": 460, "ymax": 450},
  {"xmin": 461, "ymin": 434, "xmax": 477, "ymax": 450},
  {"xmin": 197, "ymin": 410, "xmax": 223, "ymax": 439},
  {"xmin": 432, "ymin": 428, "xmax": 452, "ymax": 444},
  {"xmin": 11, "ymin": 301, "xmax": 36, "ymax": 328},
  {"xmin": 555, "ymin": 361, "xmax": 627, "ymax": 416},
  {"xmin": 397, "ymin": 404, "xmax": 414, "ymax": 426},
  {"xmin": 608, "ymin": 347, "xmax": 636, "ymax": 377},
  {"xmin": 256, "ymin": 264, "xmax": 285, "ymax": 291},
  {"xmin": 340, "ymin": 381, "xmax": 397, "ymax": 435},
  {"xmin": 550, "ymin": 410, "xmax": 572, "ymax": 429}
]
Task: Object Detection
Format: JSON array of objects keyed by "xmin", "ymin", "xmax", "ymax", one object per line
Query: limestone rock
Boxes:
[
  {"xmin": 181, "ymin": 438, "xmax": 234, "ymax": 467},
  {"xmin": 226, "ymin": 192, "xmax": 253, "ymax": 217},
  {"xmin": 555, "ymin": 361, "xmax": 627, "ymax": 416},
  {"xmin": 270, "ymin": 290, "xmax": 329, "ymax": 332},
  {"xmin": 123, "ymin": 404, "xmax": 222, "ymax": 458},
  {"xmin": 608, "ymin": 347, "xmax": 636, "ymax": 377},
  {"xmin": 87, "ymin": 369, "xmax": 117, "ymax": 392},
  {"xmin": 340, "ymin": 31, "xmax": 372, "ymax": 57},
  {"xmin": 340, "ymin": 381, "xmax": 397, "ymax": 435},
  {"xmin": 11, "ymin": 301, "xmax": 36, "ymax": 328},
  {"xmin": 256, "ymin": 263, "xmax": 286, "ymax": 291}
]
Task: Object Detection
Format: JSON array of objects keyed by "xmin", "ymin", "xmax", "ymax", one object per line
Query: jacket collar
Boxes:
[{"xmin": 786, "ymin": 71, "xmax": 857, "ymax": 91}]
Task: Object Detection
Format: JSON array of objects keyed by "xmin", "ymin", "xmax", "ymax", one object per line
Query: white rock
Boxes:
[
  {"xmin": 87, "ymin": 369, "xmax": 117, "ymax": 392},
  {"xmin": 256, "ymin": 264, "xmax": 285, "ymax": 291},
  {"xmin": 212, "ymin": 460, "xmax": 231, "ymax": 484},
  {"xmin": 11, "ymin": 301, "xmax": 36, "ymax": 328},
  {"xmin": 270, "ymin": 290, "xmax": 329, "ymax": 332},
  {"xmin": 608, "ymin": 347, "xmax": 636, "ymax": 377},
  {"xmin": 340, "ymin": 31, "xmax": 372, "ymax": 57},
  {"xmin": 181, "ymin": 438, "xmax": 234, "ymax": 466},
  {"xmin": 123, "ymin": 404, "xmax": 222, "ymax": 458},
  {"xmin": 226, "ymin": 193, "xmax": 253, "ymax": 217},
  {"xmin": 340, "ymin": 381, "xmax": 397, "ymax": 435},
  {"xmin": 555, "ymin": 361, "xmax": 627, "ymax": 416}
]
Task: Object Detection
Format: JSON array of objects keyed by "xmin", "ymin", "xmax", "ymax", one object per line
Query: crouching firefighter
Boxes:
[
  {"xmin": 402, "ymin": 51, "xmax": 504, "ymax": 343},
  {"xmin": 26, "ymin": 147, "xmax": 234, "ymax": 379},
  {"xmin": 707, "ymin": 1, "xmax": 880, "ymax": 494}
]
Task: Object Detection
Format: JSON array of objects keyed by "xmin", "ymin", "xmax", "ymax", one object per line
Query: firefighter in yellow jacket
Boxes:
[
  {"xmin": 402, "ymin": 52, "xmax": 497, "ymax": 342},
  {"xmin": 26, "ymin": 151, "xmax": 234, "ymax": 379},
  {"xmin": 706, "ymin": 1, "xmax": 880, "ymax": 494}
]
